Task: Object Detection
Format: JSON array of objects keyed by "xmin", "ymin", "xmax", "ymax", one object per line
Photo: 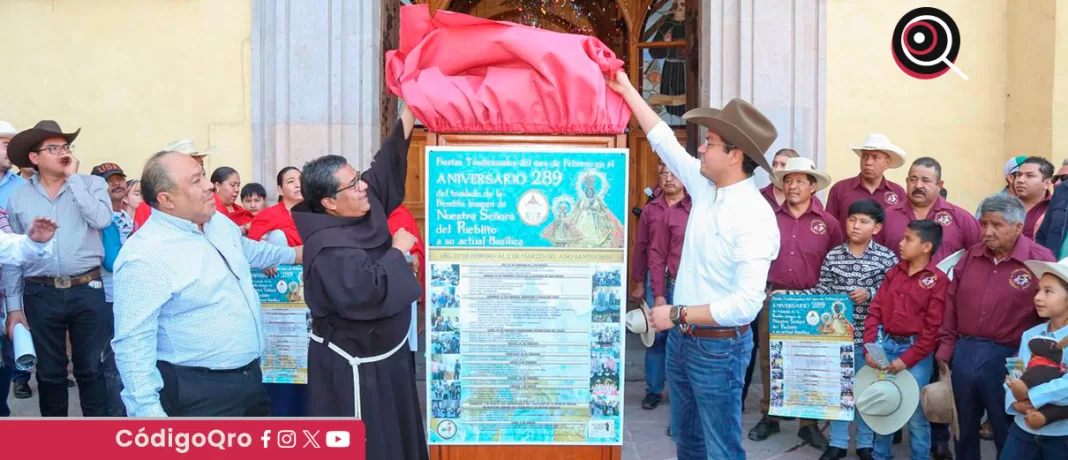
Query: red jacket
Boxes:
[
  {"xmin": 248, "ymin": 202, "xmax": 302, "ymax": 246},
  {"xmin": 388, "ymin": 205, "xmax": 425, "ymax": 301}
]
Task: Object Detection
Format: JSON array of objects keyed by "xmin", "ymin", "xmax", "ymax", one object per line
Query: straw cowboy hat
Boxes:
[
  {"xmin": 625, "ymin": 300, "xmax": 656, "ymax": 348},
  {"xmin": 772, "ymin": 157, "xmax": 832, "ymax": 192},
  {"xmin": 850, "ymin": 133, "xmax": 908, "ymax": 169},
  {"xmin": 855, "ymin": 366, "xmax": 920, "ymax": 435},
  {"xmin": 1024, "ymin": 257, "xmax": 1068, "ymax": 283},
  {"xmin": 7, "ymin": 120, "xmax": 81, "ymax": 169},
  {"xmin": 0, "ymin": 121, "xmax": 17, "ymax": 137},
  {"xmin": 162, "ymin": 139, "xmax": 215, "ymax": 157},
  {"xmin": 682, "ymin": 99, "xmax": 779, "ymax": 172},
  {"xmin": 922, "ymin": 361, "xmax": 959, "ymax": 439}
]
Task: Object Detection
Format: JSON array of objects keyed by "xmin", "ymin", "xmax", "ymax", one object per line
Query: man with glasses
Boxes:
[{"xmin": 2, "ymin": 120, "xmax": 113, "ymax": 416}]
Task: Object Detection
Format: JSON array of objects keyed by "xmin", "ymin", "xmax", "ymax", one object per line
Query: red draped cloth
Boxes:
[
  {"xmin": 388, "ymin": 205, "xmax": 425, "ymax": 302},
  {"xmin": 385, "ymin": 4, "xmax": 630, "ymax": 134},
  {"xmin": 248, "ymin": 202, "xmax": 303, "ymax": 246}
]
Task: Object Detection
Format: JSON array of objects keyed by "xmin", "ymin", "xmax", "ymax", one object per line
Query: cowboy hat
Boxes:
[
  {"xmin": 921, "ymin": 361, "xmax": 959, "ymax": 440},
  {"xmin": 625, "ymin": 300, "xmax": 656, "ymax": 348},
  {"xmin": 772, "ymin": 157, "xmax": 832, "ymax": 192},
  {"xmin": 162, "ymin": 139, "xmax": 215, "ymax": 157},
  {"xmin": 849, "ymin": 133, "xmax": 908, "ymax": 169},
  {"xmin": 1024, "ymin": 258, "xmax": 1068, "ymax": 285},
  {"xmin": 0, "ymin": 121, "xmax": 16, "ymax": 137},
  {"xmin": 855, "ymin": 366, "xmax": 920, "ymax": 435},
  {"xmin": 682, "ymin": 99, "xmax": 778, "ymax": 172},
  {"xmin": 7, "ymin": 120, "xmax": 81, "ymax": 169}
]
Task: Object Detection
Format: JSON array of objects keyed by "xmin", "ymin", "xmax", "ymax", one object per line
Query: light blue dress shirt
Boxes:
[
  {"xmin": 0, "ymin": 170, "xmax": 26, "ymax": 210},
  {"xmin": 1004, "ymin": 321, "xmax": 1068, "ymax": 436},
  {"xmin": 111, "ymin": 209, "xmax": 296, "ymax": 417}
]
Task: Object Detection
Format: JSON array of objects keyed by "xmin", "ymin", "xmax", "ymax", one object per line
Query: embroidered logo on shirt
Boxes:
[
  {"xmin": 810, "ymin": 219, "xmax": 827, "ymax": 235},
  {"xmin": 934, "ymin": 210, "xmax": 953, "ymax": 227},
  {"xmin": 1009, "ymin": 268, "xmax": 1033, "ymax": 290},
  {"xmin": 885, "ymin": 192, "xmax": 900, "ymax": 205},
  {"xmin": 919, "ymin": 273, "xmax": 938, "ymax": 289}
]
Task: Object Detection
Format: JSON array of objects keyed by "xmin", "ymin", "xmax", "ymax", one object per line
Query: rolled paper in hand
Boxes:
[{"xmin": 12, "ymin": 323, "xmax": 36, "ymax": 371}]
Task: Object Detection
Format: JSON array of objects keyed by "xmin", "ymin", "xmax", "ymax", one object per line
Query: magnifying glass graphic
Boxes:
[
  {"xmin": 902, "ymin": 15, "xmax": 968, "ymax": 80},
  {"xmin": 892, "ymin": 7, "xmax": 966, "ymax": 81}
]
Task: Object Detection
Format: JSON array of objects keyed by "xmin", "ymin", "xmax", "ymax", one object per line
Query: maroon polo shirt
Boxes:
[
  {"xmin": 631, "ymin": 195, "xmax": 668, "ymax": 285},
  {"xmin": 1023, "ymin": 192, "xmax": 1051, "ymax": 238},
  {"xmin": 825, "ymin": 175, "xmax": 907, "ymax": 232},
  {"xmin": 880, "ymin": 198, "xmax": 981, "ymax": 264},
  {"xmin": 935, "ymin": 237, "xmax": 1056, "ymax": 362},
  {"xmin": 759, "ymin": 183, "xmax": 823, "ymax": 209},
  {"xmin": 864, "ymin": 260, "xmax": 948, "ymax": 367},
  {"xmin": 768, "ymin": 201, "xmax": 844, "ymax": 290},
  {"xmin": 648, "ymin": 194, "xmax": 691, "ymax": 297}
]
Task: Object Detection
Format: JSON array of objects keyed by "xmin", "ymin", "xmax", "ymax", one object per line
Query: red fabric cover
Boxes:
[
  {"xmin": 385, "ymin": 4, "xmax": 631, "ymax": 134},
  {"xmin": 213, "ymin": 193, "xmax": 254, "ymax": 227},
  {"xmin": 248, "ymin": 202, "xmax": 303, "ymax": 246},
  {"xmin": 133, "ymin": 201, "xmax": 151, "ymax": 233},
  {"xmin": 387, "ymin": 205, "xmax": 425, "ymax": 303}
]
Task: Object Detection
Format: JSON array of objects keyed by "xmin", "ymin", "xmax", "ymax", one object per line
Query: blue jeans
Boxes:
[
  {"xmin": 666, "ymin": 326, "xmax": 753, "ymax": 460},
  {"xmin": 1000, "ymin": 423, "xmax": 1068, "ymax": 460},
  {"xmin": 829, "ymin": 348, "xmax": 874, "ymax": 449},
  {"xmin": 872, "ymin": 335, "xmax": 934, "ymax": 460},
  {"xmin": 644, "ymin": 274, "xmax": 672, "ymax": 395}
]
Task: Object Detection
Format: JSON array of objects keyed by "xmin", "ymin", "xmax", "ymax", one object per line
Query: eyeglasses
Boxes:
[
  {"xmin": 34, "ymin": 144, "xmax": 73, "ymax": 155},
  {"xmin": 1055, "ymin": 174, "xmax": 1068, "ymax": 184},
  {"xmin": 335, "ymin": 176, "xmax": 361, "ymax": 195}
]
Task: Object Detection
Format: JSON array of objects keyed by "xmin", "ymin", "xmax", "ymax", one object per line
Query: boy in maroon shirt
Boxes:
[{"xmin": 864, "ymin": 220, "xmax": 948, "ymax": 459}]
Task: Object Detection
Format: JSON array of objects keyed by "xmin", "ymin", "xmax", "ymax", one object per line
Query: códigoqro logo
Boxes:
[{"xmin": 892, "ymin": 7, "xmax": 968, "ymax": 81}]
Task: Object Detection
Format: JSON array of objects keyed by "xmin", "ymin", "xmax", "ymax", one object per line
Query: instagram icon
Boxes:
[{"xmin": 277, "ymin": 430, "xmax": 297, "ymax": 449}]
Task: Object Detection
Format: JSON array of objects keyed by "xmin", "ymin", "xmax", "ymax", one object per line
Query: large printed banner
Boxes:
[
  {"xmin": 767, "ymin": 294, "xmax": 856, "ymax": 422},
  {"xmin": 425, "ymin": 146, "xmax": 628, "ymax": 445},
  {"xmin": 251, "ymin": 265, "xmax": 311, "ymax": 384}
]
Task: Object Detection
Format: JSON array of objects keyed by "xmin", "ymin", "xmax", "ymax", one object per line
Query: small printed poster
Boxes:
[
  {"xmin": 767, "ymin": 294, "xmax": 856, "ymax": 422},
  {"xmin": 251, "ymin": 265, "xmax": 310, "ymax": 384}
]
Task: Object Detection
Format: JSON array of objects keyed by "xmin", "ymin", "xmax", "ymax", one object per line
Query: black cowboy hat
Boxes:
[{"xmin": 8, "ymin": 120, "xmax": 81, "ymax": 169}]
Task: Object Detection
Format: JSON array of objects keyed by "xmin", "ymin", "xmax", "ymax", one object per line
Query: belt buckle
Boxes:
[{"xmin": 54, "ymin": 276, "xmax": 72, "ymax": 289}]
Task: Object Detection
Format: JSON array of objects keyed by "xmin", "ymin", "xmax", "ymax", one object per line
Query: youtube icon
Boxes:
[{"xmin": 326, "ymin": 431, "xmax": 350, "ymax": 448}]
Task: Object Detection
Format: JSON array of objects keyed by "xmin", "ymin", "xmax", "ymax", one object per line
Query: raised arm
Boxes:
[
  {"xmin": 361, "ymin": 107, "xmax": 416, "ymax": 215},
  {"xmin": 68, "ymin": 174, "xmax": 114, "ymax": 230}
]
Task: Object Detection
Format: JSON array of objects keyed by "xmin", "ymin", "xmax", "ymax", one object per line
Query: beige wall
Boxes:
[
  {"xmin": 0, "ymin": 0, "xmax": 253, "ymax": 185},
  {"xmin": 826, "ymin": 0, "xmax": 1011, "ymax": 212}
]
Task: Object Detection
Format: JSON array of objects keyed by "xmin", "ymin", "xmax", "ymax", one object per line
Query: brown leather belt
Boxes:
[
  {"xmin": 682, "ymin": 324, "xmax": 751, "ymax": 339},
  {"xmin": 26, "ymin": 268, "xmax": 101, "ymax": 289}
]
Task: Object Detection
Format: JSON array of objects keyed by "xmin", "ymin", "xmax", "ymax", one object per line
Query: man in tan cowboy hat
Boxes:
[
  {"xmin": 749, "ymin": 156, "xmax": 840, "ymax": 449},
  {"xmin": 825, "ymin": 133, "xmax": 908, "ymax": 233},
  {"xmin": 2, "ymin": 120, "xmax": 115, "ymax": 417},
  {"xmin": 607, "ymin": 71, "xmax": 780, "ymax": 459}
]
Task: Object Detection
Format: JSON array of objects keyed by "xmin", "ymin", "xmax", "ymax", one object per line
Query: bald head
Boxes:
[{"xmin": 141, "ymin": 151, "xmax": 216, "ymax": 225}]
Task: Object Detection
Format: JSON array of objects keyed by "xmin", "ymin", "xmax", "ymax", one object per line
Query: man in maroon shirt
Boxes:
[
  {"xmin": 1014, "ymin": 156, "xmax": 1053, "ymax": 238},
  {"xmin": 936, "ymin": 194, "xmax": 1056, "ymax": 459},
  {"xmin": 748, "ymin": 157, "xmax": 842, "ymax": 448},
  {"xmin": 881, "ymin": 157, "xmax": 980, "ymax": 264},
  {"xmin": 825, "ymin": 133, "xmax": 907, "ymax": 231}
]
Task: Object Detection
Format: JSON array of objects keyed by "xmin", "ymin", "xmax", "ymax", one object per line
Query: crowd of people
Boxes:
[{"xmin": 611, "ymin": 65, "xmax": 1068, "ymax": 460}]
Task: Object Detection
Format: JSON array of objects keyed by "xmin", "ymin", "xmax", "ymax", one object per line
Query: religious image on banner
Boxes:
[
  {"xmin": 425, "ymin": 146, "xmax": 628, "ymax": 445},
  {"xmin": 251, "ymin": 266, "xmax": 311, "ymax": 384},
  {"xmin": 768, "ymin": 294, "xmax": 856, "ymax": 422}
]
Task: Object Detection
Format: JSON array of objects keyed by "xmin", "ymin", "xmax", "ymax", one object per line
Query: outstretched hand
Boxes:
[{"xmin": 27, "ymin": 217, "xmax": 59, "ymax": 243}]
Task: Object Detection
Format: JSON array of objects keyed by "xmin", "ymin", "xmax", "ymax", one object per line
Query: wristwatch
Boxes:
[{"xmin": 670, "ymin": 305, "xmax": 687, "ymax": 325}]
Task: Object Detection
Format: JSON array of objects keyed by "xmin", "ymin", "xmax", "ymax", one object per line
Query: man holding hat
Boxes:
[
  {"xmin": 132, "ymin": 140, "xmax": 212, "ymax": 232},
  {"xmin": 1, "ymin": 120, "xmax": 114, "ymax": 417},
  {"xmin": 749, "ymin": 156, "xmax": 840, "ymax": 449},
  {"xmin": 0, "ymin": 121, "xmax": 26, "ymax": 209},
  {"xmin": 607, "ymin": 71, "xmax": 780, "ymax": 458},
  {"xmin": 825, "ymin": 133, "xmax": 908, "ymax": 233}
]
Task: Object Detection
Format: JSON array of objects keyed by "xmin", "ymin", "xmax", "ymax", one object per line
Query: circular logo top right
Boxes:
[{"xmin": 892, "ymin": 7, "xmax": 967, "ymax": 81}]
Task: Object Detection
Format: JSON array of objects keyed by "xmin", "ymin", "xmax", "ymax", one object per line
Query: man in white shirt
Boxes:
[{"xmin": 608, "ymin": 71, "xmax": 781, "ymax": 459}]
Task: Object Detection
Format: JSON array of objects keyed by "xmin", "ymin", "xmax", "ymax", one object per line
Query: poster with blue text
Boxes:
[
  {"xmin": 768, "ymin": 294, "xmax": 855, "ymax": 421},
  {"xmin": 425, "ymin": 146, "xmax": 628, "ymax": 445},
  {"xmin": 251, "ymin": 265, "xmax": 310, "ymax": 384}
]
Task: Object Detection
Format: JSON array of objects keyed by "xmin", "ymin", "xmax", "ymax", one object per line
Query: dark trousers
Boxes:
[
  {"xmin": 23, "ymin": 282, "xmax": 111, "ymax": 416},
  {"xmin": 102, "ymin": 302, "xmax": 126, "ymax": 416},
  {"xmin": 157, "ymin": 360, "xmax": 271, "ymax": 416},
  {"xmin": 952, "ymin": 337, "xmax": 1017, "ymax": 459},
  {"xmin": 0, "ymin": 335, "xmax": 13, "ymax": 416},
  {"xmin": 1000, "ymin": 423, "xmax": 1068, "ymax": 460}
]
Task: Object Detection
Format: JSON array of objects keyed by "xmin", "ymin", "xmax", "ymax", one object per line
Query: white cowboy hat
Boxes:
[
  {"xmin": 772, "ymin": 157, "xmax": 832, "ymax": 192},
  {"xmin": 162, "ymin": 139, "xmax": 215, "ymax": 157},
  {"xmin": 0, "ymin": 121, "xmax": 16, "ymax": 137},
  {"xmin": 855, "ymin": 366, "xmax": 920, "ymax": 435},
  {"xmin": 625, "ymin": 301, "xmax": 656, "ymax": 348},
  {"xmin": 850, "ymin": 133, "xmax": 908, "ymax": 169},
  {"xmin": 1024, "ymin": 257, "xmax": 1068, "ymax": 284}
]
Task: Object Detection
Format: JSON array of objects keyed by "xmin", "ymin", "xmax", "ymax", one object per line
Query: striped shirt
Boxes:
[
  {"xmin": 789, "ymin": 240, "xmax": 898, "ymax": 345},
  {"xmin": 2, "ymin": 174, "xmax": 112, "ymax": 312}
]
